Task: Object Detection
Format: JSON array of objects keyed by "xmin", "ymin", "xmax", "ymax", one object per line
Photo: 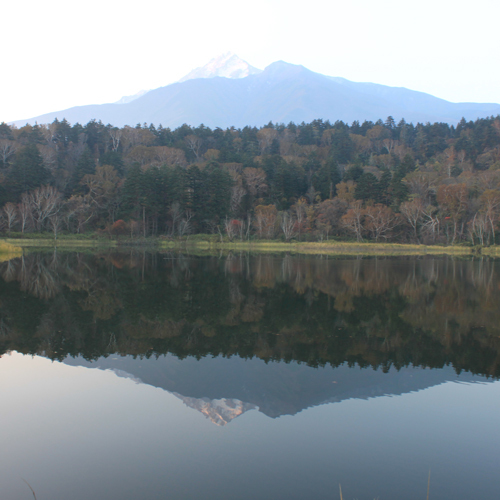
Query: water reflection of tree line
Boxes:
[{"xmin": 0, "ymin": 252, "xmax": 499, "ymax": 377}]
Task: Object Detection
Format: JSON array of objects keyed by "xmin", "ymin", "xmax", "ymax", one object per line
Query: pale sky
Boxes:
[{"xmin": 2, "ymin": 0, "xmax": 499, "ymax": 123}]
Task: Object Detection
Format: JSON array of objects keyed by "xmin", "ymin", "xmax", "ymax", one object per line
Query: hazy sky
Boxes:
[{"xmin": 2, "ymin": 0, "xmax": 499, "ymax": 123}]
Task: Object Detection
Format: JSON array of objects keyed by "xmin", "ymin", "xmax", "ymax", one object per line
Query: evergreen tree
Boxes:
[
  {"xmin": 350, "ymin": 121, "xmax": 361, "ymax": 135},
  {"xmin": 305, "ymin": 153, "xmax": 321, "ymax": 188},
  {"xmin": 400, "ymin": 154, "xmax": 416, "ymax": 173},
  {"xmin": 169, "ymin": 166, "xmax": 188, "ymax": 206},
  {"xmin": 188, "ymin": 165, "xmax": 209, "ymax": 231},
  {"xmin": 275, "ymin": 160, "xmax": 307, "ymax": 208},
  {"xmin": 100, "ymin": 151, "xmax": 124, "ymax": 175},
  {"xmin": 390, "ymin": 163, "xmax": 409, "ymax": 205},
  {"xmin": 55, "ymin": 119, "xmax": 73, "ymax": 147},
  {"xmin": 314, "ymin": 159, "xmax": 340, "ymax": 200},
  {"xmin": 68, "ymin": 148, "xmax": 96, "ymax": 195},
  {"xmin": 84, "ymin": 120, "xmax": 108, "ymax": 156},
  {"xmin": 0, "ymin": 122, "xmax": 13, "ymax": 139},
  {"xmin": 28, "ymin": 124, "xmax": 45, "ymax": 145},
  {"xmin": 355, "ymin": 173, "xmax": 379, "ymax": 202},
  {"xmin": 269, "ymin": 138, "xmax": 280, "ymax": 155},
  {"xmin": 330, "ymin": 127, "xmax": 354, "ymax": 164},
  {"xmin": 297, "ymin": 123, "xmax": 316, "ymax": 145},
  {"xmin": 120, "ymin": 163, "xmax": 146, "ymax": 219},
  {"xmin": 7, "ymin": 144, "xmax": 50, "ymax": 200},
  {"xmin": 343, "ymin": 163, "xmax": 364, "ymax": 182},
  {"xmin": 377, "ymin": 169, "xmax": 392, "ymax": 205},
  {"xmin": 143, "ymin": 167, "xmax": 168, "ymax": 234},
  {"xmin": 205, "ymin": 162, "xmax": 232, "ymax": 226}
]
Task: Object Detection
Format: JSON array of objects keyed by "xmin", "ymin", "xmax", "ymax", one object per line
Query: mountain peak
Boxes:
[
  {"xmin": 178, "ymin": 52, "xmax": 261, "ymax": 83},
  {"xmin": 173, "ymin": 393, "xmax": 257, "ymax": 426},
  {"xmin": 262, "ymin": 60, "xmax": 310, "ymax": 77}
]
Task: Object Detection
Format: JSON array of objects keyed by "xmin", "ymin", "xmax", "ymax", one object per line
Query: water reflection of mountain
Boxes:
[
  {"xmin": 1, "ymin": 251, "xmax": 500, "ymax": 378},
  {"xmin": 62, "ymin": 354, "xmax": 485, "ymax": 424}
]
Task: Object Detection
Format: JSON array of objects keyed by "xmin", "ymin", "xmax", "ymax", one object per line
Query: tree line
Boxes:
[{"xmin": 1, "ymin": 114, "xmax": 500, "ymax": 244}]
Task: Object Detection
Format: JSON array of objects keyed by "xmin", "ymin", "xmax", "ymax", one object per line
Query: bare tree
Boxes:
[
  {"xmin": 243, "ymin": 167, "xmax": 267, "ymax": 198},
  {"xmin": 120, "ymin": 126, "xmax": 155, "ymax": 154},
  {"xmin": 341, "ymin": 201, "xmax": 365, "ymax": 242},
  {"xmin": 382, "ymin": 138, "xmax": 398, "ymax": 154},
  {"xmin": 18, "ymin": 196, "xmax": 32, "ymax": 233},
  {"xmin": 305, "ymin": 185, "xmax": 319, "ymax": 205},
  {"xmin": 364, "ymin": 204, "xmax": 400, "ymax": 241},
  {"xmin": 27, "ymin": 185, "xmax": 62, "ymax": 232},
  {"xmin": 169, "ymin": 202, "xmax": 183, "ymax": 236},
  {"xmin": 480, "ymin": 189, "xmax": 500, "ymax": 243},
  {"xmin": 238, "ymin": 217, "xmax": 248, "ymax": 241},
  {"xmin": 421, "ymin": 205, "xmax": 440, "ymax": 243},
  {"xmin": 468, "ymin": 212, "xmax": 490, "ymax": 245},
  {"xmin": 293, "ymin": 199, "xmax": 307, "ymax": 241},
  {"xmin": 253, "ymin": 205, "xmax": 277, "ymax": 239},
  {"xmin": 184, "ymin": 135, "xmax": 203, "ymax": 161},
  {"xmin": 256, "ymin": 128, "xmax": 278, "ymax": 154},
  {"xmin": 400, "ymin": 198, "xmax": 424, "ymax": 243},
  {"xmin": 3, "ymin": 203, "xmax": 18, "ymax": 234},
  {"xmin": 0, "ymin": 139, "xmax": 17, "ymax": 166},
  {"xmin": 230, "ymin": 184, "xmax": 246, "ymax": 214},
  {"xmin": 178, "ymin": 210, "xmax": 194, "ymax": 237},
  {"xmin": 64, "ymin": 195, "xmax": 95, "ymax": 234},
  {"xmin": 224, "ymin": 217, "xmax": 242, "ymax": 241},
  {"xmin": 109, "ymin": 128, "xmax": 122, "ymax": 152},
  {"xmin": 39, "ymin": 145, "xmax": 59, "ymax": 175},
  {"xmin": 226, "ymin": 164, "xmax": 245, "ymax": 215},
  {"xmin": 49, "ymin": 213, "xmax": 62, "ymax": 240},
  {"xmin": 437, "ymin": 183, "xmax": 468, "ymax": 244},
  {"xmin": 40, "ymin": 122, "xmax": 59, "ymax": 148},
  {"xmin": 245, "ymin": 214, "xmax": 252, "ymax": 240},
  {"xmin": 404, "ymin": 171, "xmax": 437, "ymax": 204},
  {"xmin": 316, "ymin": 198, "xmax": 349, "ymax": 238},
  {"xmin": 154, "ymin": 146, "xmax": 187, "ymax": 167},
  {"xmin": 82, "ymin": 165, "xmax": 120, "ymax": 223},
  {"xmin": 126, "ymin": 145, "xmax": 155, "ymax": 166},
  {"xmin": 279, "ymin": 211, "xmax": 297, "ymax": 242}
]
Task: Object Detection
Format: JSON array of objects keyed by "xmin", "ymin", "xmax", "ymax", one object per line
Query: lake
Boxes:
[{"xmin": 1, "ymin": 251, "xmax": 499, "ymax": 500}]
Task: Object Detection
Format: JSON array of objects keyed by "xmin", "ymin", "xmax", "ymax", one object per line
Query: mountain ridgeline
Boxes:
[{"xmin": 12, "ymin": 61, "xmax": 500, "ymax": 128}]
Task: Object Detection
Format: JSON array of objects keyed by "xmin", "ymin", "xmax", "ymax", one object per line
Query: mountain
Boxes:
[
  {"xmin": 114, "ymin": 89, "xmax": 150, "ymax": 104},
  {"xmin": 113, "ymin": 53, "xmax": 258, "ymax": 106},
  {"xmin": 62, "ymin": 353, "xmax": 486, "ymax": 425},
  {"xmin": 12, "ymin": 60, "xmax": 500, "ymax": 128},
  {"xmin": 171, "ymin": 394, "xmax": 256, "ymax": 426},
  {"xmin": 178, "ymin": 52, "xmax": 261, "ymax": 82}
]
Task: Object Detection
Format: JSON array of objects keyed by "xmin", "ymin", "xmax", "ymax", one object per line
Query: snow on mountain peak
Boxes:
[
  {"xmin": 178, "ymin": 53, "xmax": 261, "ymax": 83},
  {"xmin": 173, "ymin": 393, "xmax": 257, "ymax": 426}
]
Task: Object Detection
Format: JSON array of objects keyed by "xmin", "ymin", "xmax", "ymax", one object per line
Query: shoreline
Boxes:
[
  {"xmin": 158, "ymin": 239, "xmax": 477, "ymax": 256},
  {"xmin": 0, "ymin": 241, "xmax": 23, "ymax": 262},
  {"xmin": 1, "ymin": 235, "xmax": 499, "ymax": 257}
]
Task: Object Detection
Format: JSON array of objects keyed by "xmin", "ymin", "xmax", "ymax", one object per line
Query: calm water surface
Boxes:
[{"xmin": 0, "ymin": 251, "xmax": 499, "ymax": 500}]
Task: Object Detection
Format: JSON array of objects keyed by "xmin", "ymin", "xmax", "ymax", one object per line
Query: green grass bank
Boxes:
[
  {"xmin": 159, "ymin": 236, "xmax": 482, "ymax": 257},
  {"xmin": 0, "ymin": 240, "xmax": 23, "ymax": 262},
  {"xmin": 2, "ymin": 233, "xmax": 497, "ymax": 257}
]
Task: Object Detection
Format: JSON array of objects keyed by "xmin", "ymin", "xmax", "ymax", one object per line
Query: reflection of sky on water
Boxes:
[{"xmin": 1, "ymin": 352, "xmax": 500, "ymax": 500}]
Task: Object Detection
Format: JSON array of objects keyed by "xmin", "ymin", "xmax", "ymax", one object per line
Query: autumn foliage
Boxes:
[{"xmin": 1, "ymin": 116, "xmax": 500, "ymax": 244}]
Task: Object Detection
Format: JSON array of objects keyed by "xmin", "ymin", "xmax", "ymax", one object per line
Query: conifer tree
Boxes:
[
  {"xmin": 314, "ymin": 159, "xmax": 340, "ymax": 200},
  {"xmin": 68, "ymin": 148, "xmax": 96, "ymax": 195},
  {"xmin": 7, "ymin": 144, "xmax": 50, "ymax": 200}
]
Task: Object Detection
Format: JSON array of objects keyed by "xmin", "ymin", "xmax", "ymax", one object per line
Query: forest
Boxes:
[{"xmin": 1, "ymin": 115, "xmax": 500, "ymax": 245}]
